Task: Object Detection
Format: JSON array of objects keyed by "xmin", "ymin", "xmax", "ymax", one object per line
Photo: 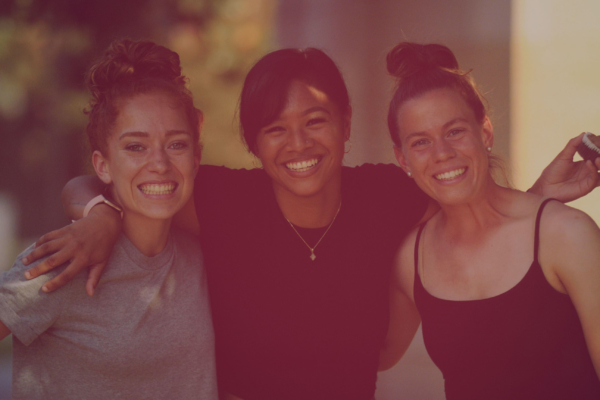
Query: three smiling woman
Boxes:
[{"xmin": 8, "ymin": 40, "xmax": 600, "ymax": 399}]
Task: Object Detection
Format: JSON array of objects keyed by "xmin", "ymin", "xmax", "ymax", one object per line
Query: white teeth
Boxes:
[
  {"xmin": 435, "ymin": 168, "xmax": 466, "ymax": 181},
  {"xmin": 286, "ymin": 158, "xmax": 319, "ymax": 172},
  {"xmin": 139, "ymin": 183, "xmax": 176, "ymax": 195}
]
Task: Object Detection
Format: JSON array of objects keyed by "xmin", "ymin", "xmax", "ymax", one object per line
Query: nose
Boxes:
[
  {"xmin": 147, "ymin": 147, "xmax": 171, "ymax": 173},
  {"xmin": 288, "ymin": 126, "xmax": 314, "ymax": 152},
  {"xmin": 433, "ymin": 138, "xmax": 456, "ymax": 162}
]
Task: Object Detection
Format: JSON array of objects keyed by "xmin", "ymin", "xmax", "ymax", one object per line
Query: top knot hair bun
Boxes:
[
  {"xmin": 86, "ymin": 39, "xmax": 185, "ymax": 104},
  {"xmin": 386, "ymin": 42, "xmax": 459, "ymax": 81},
  {"xmin": 385, "ymin": 41, "xmax": 487, "ymax": 148},
  {"xmin": 84, "ymin": 39, "xmax": 200, "ymax": 155}
]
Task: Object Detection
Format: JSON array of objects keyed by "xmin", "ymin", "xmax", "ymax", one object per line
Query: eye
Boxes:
[
  {"xmin": 169, "ymin": 141, "xmax": 188, "ymax": 150},
  {"xmin": 125, "ymin": 143, "xmax": 145, "ymax": 152},
  {"xmin": 263, "ymin": 125, "xmax": 285, "ymax": 135},
  {"xmin": 307, "ymin": 117, "xmax": 326, "ymax": 127},
  {"xmin": 447, "ymin": 128, "xmax": 465, "ymax": 138},
  {"xmin": 410, "ymin": 138, "xmax": 430, "ymax": 148}
]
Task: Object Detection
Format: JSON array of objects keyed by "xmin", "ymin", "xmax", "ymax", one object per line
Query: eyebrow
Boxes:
[
  {"xmin": 118, "ymin": 130, "xmax": 191, "ymax": 140},
  {"xmin": 302, "ymin": 106, "xmax": 331, "ymax": 116},
  {"xmin": 404, "ymin": 117, "xmax": 469, "ymax": 141}
]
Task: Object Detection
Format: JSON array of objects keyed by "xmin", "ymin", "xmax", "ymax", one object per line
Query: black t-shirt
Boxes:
[{"xmin": 194, "ymin": 163, "xmax": 428, "ymax": 400}]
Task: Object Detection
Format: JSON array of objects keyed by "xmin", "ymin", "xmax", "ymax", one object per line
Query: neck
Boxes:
[
  {"xmin": 436, "ymin": 177, "xmax": 515, "ymax": 237},
  {"xmin": 122, "ymin": 213, "xmax": 172, "ymax": 257},
  {"xmin": 273, "ymin": 175, "xmax": 342, "ymax": 228}
]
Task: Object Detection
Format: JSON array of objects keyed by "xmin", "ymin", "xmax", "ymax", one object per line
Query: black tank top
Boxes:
[{"xmin": 413, "ymin": 199, "xmax": 600, "ymax": 400}]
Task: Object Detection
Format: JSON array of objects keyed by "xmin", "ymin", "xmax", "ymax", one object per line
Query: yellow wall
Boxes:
[{"xmin": 511, "ymin": 0, "xmax": 600, "ymax": 222}]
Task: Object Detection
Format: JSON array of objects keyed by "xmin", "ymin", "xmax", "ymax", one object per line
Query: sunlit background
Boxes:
[{"xmin": 0, "ymin": 0, "xmax": 598, "ymax": 398}]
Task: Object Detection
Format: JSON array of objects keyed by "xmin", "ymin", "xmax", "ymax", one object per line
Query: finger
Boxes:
[
  {"xmin": 557, "ymin": 133, "xmax": 585, "ymax": 160},
  {"xmin": 22, "ymin": 238, "xmax": 67, "ymax": 266},
  {"xmin": 85, "ymin": 263, "xmax": 107, "ymax": 297},
  {"xmin": 25, "ymin": 246, "xmax": 72, "ymax": 279},
  {"xmin": 40, "ymin": 263, "xmax": 82, "ymax": 293},
  {"xmin": 595, "ymin": 157, "xmax": 600, "ymax": 171},
  {"xmin": 34, "ymin": 226, "xmax": 70, "ymax": 248}
]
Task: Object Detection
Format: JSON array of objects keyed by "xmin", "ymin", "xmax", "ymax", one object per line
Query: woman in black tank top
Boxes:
[{"xmin": 380, "ymin": 42, "xmax": 600, "ymax": 399}]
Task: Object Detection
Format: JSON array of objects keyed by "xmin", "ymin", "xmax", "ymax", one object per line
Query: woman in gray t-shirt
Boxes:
[{"xmin": 0, "ymin": 39, "xmax": 217, "ymax": 400}]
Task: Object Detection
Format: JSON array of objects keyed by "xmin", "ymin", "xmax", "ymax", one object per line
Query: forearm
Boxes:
[
  {"xmin": 62, "ymin": 175, "xmax": 108, "ymax": 221},
  {"xmin": 378, "ymin": 289, "xmax": 421, "ymax": 371}
]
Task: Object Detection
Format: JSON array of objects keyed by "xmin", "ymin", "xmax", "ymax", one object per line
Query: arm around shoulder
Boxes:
[{"xmin": 62, "ymin": 175, "xmax": 107, "ymax": 221}]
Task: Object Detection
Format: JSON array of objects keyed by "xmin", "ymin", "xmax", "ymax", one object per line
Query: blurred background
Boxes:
[{"xmin": 0, "ymin": 0, "xmax": 598, "ymax": 398}]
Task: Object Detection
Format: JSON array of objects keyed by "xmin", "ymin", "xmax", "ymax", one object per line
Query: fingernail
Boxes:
[
  {"xmin": 23, "ymin": 257, "xmax": 28, "ymax": 264},
  {"xmin": 42, "ymin": 286, "xmax": 49, "ymax": 292},
  {"xmin": 24, "ymin": 271, "xmax": 31, "ymax": 279}
]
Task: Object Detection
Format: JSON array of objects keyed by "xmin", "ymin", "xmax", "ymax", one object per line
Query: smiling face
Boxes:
[
  {"xmin": 394, "ymin": 87, "xmax": 494, "ymax": 205},
  {"xmin": 93, "ymin": 92, "xmax": 200, "ymax": 223},
  {"xmin": 255, "ymin": 80, "xmax": 350, "ymax": 200}
]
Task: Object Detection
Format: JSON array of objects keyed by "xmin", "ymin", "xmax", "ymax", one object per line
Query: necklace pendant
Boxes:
[{"xmin": 310, "ymin": 251, "xmax": 316, "ymax": 261}]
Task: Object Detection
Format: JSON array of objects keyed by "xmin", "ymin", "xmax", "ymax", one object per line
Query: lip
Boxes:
[
  {"xmin": 432, "ymin": 166, "xmax": 468, "ymax": 184},
  {"xmin": 282, "ymin": 156, "xmax": 323, "ymax": 176},
  {"xmin": 137, "ymin": 181, "xmax": 179, "ymax": 197}
]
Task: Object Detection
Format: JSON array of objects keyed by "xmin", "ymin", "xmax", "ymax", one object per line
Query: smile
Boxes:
[
  {"xmin": 434, "ymin": 168, "xmax": 466, "ymax": 181},
  {"xmin": 285, "ymin": 158, "xmax": 319, "ymax": 172},
  {"xmin": 138, "ymin": 182, "xmax": 177, "ymax": 195}
]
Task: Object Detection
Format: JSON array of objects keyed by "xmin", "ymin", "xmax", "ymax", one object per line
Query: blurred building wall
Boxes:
[
  {"xmin": 511, "ymin": 0, "xmax": 600, "ymax": 223},
  {"xmin": 276, "ymin": 0, "xmax": 511, "ymax": 168}
]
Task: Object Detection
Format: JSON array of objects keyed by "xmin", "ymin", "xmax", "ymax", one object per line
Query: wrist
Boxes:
[
  {"xmin": 527, "ymin": 180, "xmax": 545, "ymax": 196},
  {"xmin": 88, "ymin": 203, "xmax": 123, "ymax": 233},
  {"xmin": 84, "ymin": 194, "xmax": 123, "ymax": 219}
]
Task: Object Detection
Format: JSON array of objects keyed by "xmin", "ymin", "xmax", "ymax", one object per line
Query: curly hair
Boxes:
[{"xmin": 85, "ymin": 39, "xmax": 200, "ymax": 155}]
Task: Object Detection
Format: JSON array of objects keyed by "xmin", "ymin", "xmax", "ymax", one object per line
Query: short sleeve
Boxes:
[{"xmin": 0, "ymin": 245, "xmax": 69, "ymax": 345}]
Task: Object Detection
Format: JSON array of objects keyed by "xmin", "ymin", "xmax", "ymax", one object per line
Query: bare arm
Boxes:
[
  {"xmin": 528, "ymin": 133, "xmax": 600, "ymax": 202},
  {"xmin": 379, "ymin": 229, "xmax": 421, "ymax": 371},
  {"xmin": 23, "ymin": 174, "xmax": 200, "ymax": 294},
  {"xmin": 542, "ymin": 205, "xmax": 600, "ymax": 378},
  {"xmin": 62, "ymin": 175, "xmax": 107, "ymax": 220}
]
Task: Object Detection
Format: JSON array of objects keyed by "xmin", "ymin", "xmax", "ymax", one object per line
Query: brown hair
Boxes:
[
  {"xmin": 386, "ymin": 42, "xmax": 486, "ymax": 147},
  {"xmin": 85, "ymin": 39, "xmax": 200, "ymax": 155}
]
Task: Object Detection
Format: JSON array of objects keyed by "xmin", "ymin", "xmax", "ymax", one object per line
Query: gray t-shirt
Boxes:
[{"xmin": 0, "ymin": 228, "xmax": 217, "ymax": 400}]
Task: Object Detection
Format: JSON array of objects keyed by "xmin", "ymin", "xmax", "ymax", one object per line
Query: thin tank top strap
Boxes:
[
  {"xmin": 414, "ymin": 223, "xmax": 427, "ymax": 277},
  {"xmin": 533, "ymin": 198, "xmax": 558, "ymax": 264}
]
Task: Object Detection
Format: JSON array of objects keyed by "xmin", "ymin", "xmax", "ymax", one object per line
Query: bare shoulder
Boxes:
[
  {"xmin": 393, "ymin": 224, "xmax": 421, "ymax": 301},
  {"xmin": 538, "ymin": 200, "xmax": 600, "ymax": 292},
  {"xmin": 539, "ymin": 200, "xmax": 599, "ymax": 241}
]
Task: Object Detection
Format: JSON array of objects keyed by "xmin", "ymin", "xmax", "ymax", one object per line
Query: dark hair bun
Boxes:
[
  {"xmin": 87, "ymin": 39, "xmax": 184, "ymax": 103},
  {"xmin": 386, "ymin": 42, "xmax": 459, "ymax": 81}
]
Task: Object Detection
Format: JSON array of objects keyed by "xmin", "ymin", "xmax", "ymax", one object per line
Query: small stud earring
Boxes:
[
  {"xmin": 407, "ymin": 171, "xmax": 412, "ymax": 177},
  {"xmin": 487, "ymin": 147, "xmax": 492, "ymax": 152}
]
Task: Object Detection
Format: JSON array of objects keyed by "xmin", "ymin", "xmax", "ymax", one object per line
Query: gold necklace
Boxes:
[{"xmin": 285, "ymin": 203, "xmax": 341, "ymax": 261}]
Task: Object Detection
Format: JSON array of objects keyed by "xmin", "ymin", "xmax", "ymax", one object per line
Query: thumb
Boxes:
[{"xmin": 557, "ymin": 133, "xmax": 585, "ymax": 160}]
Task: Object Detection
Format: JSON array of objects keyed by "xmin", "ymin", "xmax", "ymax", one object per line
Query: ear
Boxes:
[
  {"xmin": 481, "ymin": 116, "xmax": 494, "ymax": 149},
  {"xmin": 92, "ymin": 150, "xmax": 113, "ymax": 185},
  {"xmin": 394, "ymin": 145, "xmax": 410, "ymax": 174},
  {"xmin": 342, "ymin": 106, "xmax": 352, "ymax": 142}
]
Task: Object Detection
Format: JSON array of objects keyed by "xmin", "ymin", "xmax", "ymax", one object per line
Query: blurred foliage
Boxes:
[{"xmin": 0, "ymin": 0, "xmax": 274, "ymax": 238}]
